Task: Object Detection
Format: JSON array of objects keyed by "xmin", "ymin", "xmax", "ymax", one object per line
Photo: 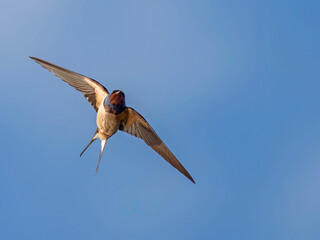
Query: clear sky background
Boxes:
[{"xmin": 1, "ymin": 1, "xmax": 320, "ymax": 239}]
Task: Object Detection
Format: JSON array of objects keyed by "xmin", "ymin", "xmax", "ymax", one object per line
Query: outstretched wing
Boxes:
[
  {"xmin": 120, "ymin": 107, "xmax": 195, "ymax": 183},
  {"xmin": 30, "ymin": 57, "xmax": 108, "ymax": 111}
]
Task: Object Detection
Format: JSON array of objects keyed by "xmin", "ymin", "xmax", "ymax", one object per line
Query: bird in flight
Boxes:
[{"xmin": 30, "ymin": 57, "xmax": 195, "ymax": 183}]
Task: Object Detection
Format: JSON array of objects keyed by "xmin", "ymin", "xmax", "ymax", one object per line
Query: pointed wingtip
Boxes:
[
  {"xmin": 29, "ymin": 56, "xmax": 40, "ymax": 63},
  {"xmin": 189, "ymin": 176, "xmax": 196, "ymax": 184},
  {"xmin": 183, "ymin": 170, "xmax": 196, "ymax": 184},
  {"xmin": 29, "ymin": 56, "xmax": 43, "ymax": 63}
]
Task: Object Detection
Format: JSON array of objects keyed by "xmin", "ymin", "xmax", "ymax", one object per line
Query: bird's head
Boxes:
[{"xmin": 104, "ymin": 90, "xmax": 126, "ymax": 114}]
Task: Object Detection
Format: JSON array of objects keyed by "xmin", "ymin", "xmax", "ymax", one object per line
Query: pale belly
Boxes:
[{"xmin": 96, "ymin": 107, "xmax": 122, "ymax": 139}]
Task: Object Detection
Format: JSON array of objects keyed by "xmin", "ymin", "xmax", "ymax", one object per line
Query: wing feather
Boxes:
[
  {"xmin": 30, "ymin": 57, "xmax": 108, "ymax": 111},
  {"xmin": 120, "ymin": 107, "xmax": 195, "ymax": 183}
]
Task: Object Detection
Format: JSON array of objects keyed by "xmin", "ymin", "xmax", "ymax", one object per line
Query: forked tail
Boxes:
[{"xmin": 80, "ymin": 129, "xmax": 99, "ymax": 157}]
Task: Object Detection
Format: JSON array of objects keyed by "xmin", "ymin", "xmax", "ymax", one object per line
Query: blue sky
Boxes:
[{"xmin": 1, "ymin": 0, "xmax": 320, "ymax": 239}]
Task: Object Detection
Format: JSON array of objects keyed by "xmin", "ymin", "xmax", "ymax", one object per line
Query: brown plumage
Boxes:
[{"xmin": 30, "ymin": 56, "xmax": 195, "ymax": 184}]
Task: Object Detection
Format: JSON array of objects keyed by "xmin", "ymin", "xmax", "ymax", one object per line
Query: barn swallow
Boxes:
[{"xmin": 30, "ymin": 57, "xmax": 195, "ymax": 183}]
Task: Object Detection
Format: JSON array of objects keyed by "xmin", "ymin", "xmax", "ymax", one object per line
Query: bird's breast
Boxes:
[{"xmin": 96, "ymin": 106, "xmax": 123, "ymax": 138}]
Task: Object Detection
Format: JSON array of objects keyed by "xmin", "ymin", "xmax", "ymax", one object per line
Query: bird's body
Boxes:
[
  {"xmin": 97, "ymin": 105, "xmax": 122, "ymax": 139},
  {"xmin": 30, "ymin": 56, "xmax": 195, "ymax": 183}
]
